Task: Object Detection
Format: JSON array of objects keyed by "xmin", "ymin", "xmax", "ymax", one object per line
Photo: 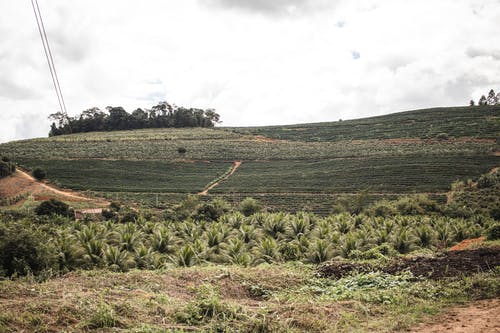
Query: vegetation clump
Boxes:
[
  {"xmin": 0, "ymin": 156, "xmax": 15, "ymax": 178},
  {"xmin": 35, "ymin": 199, "xmax": 73, "ymax": 217},
  {"xmin": 48, "ymin": 102, "xmax": 221, "ymax": 136},
  {"xmin": 32, "ymin": 167, "xmax": 46, "ymax": 181}
]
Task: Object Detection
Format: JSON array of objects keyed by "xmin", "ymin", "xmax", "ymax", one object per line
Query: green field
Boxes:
[
  {"xmin": 1, "ymin": 105, "xmax": 498, "ymax": 212},
  {"xmin": 230, "ymin": 106, "xmax": 500, "ymax": 142},
  {"xmin": 17, "ymin": 159, "xmax": 231, "ymax": 193}
]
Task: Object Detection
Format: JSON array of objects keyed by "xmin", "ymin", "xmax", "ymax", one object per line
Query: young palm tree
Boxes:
[
  {"xmin": 287, "ymin": 216, "xmax": 310, "ymax": 240},
  {"xmin": 307, "ymin": 239, "xmax": 332, "ymax": 264},
  {"xmin": 338, "ymin": 233, "xmax": 359, "ymax": 258},
  {"xmin": 262, "ymin": 215, "xmax": 286, "ymax": 239},
  {"xmin": 392, "ymin": 228, "xmax": 415, "ymax": 254},
  {"xmin": 176, "ymin": 244, "xmax": 196, "ymax": 267},
  {"xmin": 104, "ymin": 245, "xmax": 132, "ymax": 272},
  {"xmin": 224, "ymin": 238, "xmax": 251, "ymax": 266},
  {"xmin": 134, "ymin": 244, "xmax": 155, "ymax": 269},
  {"xmin": 414, "ymin": 225, "xmax": 434, "ymax": 248},
  {"xmin": 82, "ymin": 239, "xmax": 105, "ymax": 266},
  {"xmin": 54, "ymin": 231, "xmax": 84, "ymax": 271},
  {"xmin": 254, "ymin": 237, "xmax": 279, "ymax": 264},
  {"xmin": 152, "ymin": 226, "xmax": 176, "ymax": 254}
]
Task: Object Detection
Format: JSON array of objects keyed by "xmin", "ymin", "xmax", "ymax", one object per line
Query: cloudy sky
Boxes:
[{"xmin": 1, "ymin": 0, "xmax": 499, "ymax": 142}]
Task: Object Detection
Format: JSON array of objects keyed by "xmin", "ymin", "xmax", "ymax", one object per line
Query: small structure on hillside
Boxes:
[{"xmin": 74, "ymin": 208, "xmax": 103, "ymax": 221}]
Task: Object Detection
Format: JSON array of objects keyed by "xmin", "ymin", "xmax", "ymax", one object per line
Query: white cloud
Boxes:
[{"xmin": 0, "ymin": 0, "xmax": 499, "ymax": 142}]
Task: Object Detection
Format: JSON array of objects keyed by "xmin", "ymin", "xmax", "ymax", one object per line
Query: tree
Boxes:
[
  {"xmin": 35, "ymin": 199, "xmax": 72, "ymax": 217},
  {"xmin": 487, "ymin": 89, "xmax": 498, "ymax": 105},
  {"xmin": 469, "ymin": 99, "xmax": 475, "ymax": 106},
  {"xmin": 32, "ymin": 167, "xmax": 46, "ymax": 181},
  {"xmin": 478, "ymin": 95, "xmax": 487, "ymax": 106}
]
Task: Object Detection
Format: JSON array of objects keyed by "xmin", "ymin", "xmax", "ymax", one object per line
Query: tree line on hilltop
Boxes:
[
  {"xmin": 470, "ymin": 89, "xmax": 500, "ymax": 106},
  {"xmin": 48, "ymin": 102, "xmax": 221, "ymax": 136}
]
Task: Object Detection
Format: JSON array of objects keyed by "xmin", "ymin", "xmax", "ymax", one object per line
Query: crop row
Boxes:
[
  {"xmin": 230, "ymin": 106, "xmax": 500, "ymax": 142},
  {"xmin": 17, "ymin": 159, "xmax": 231, "ymax": 193},
  {"xmin": 1, "ymin": 137, "xmax": 495, "ymax": 161},
  {"xmin": 214, "ymin": 155, "xmax": 500, "ymax": 193}
]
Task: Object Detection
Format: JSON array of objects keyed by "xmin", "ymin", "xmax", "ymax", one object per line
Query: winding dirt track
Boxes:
[
  {"xmin": 410, "ymin": 299, "xmax": 500, "ymax": 333},
  {"xmin": 15, "ymin": 169, "xmax": 93, "ymax": 201},
  {"xmin": 199, "ymin": 161, "xmax": 242, "ymax": 195}
]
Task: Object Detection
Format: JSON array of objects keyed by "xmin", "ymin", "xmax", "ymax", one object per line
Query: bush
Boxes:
[
  {"xmin": 32, "ymin": 167, "xmax": 46, "ymax": 181},
  {"xmin": 486, "ymin": 224, "xmax": 500, "ymax": 240},
  {"xmin": 194, "ymin": 199, "xmax": 231, "ymax": 221},
  {"xmin": 0, "ymin": 223, "xmax": 55, "ymax": 276},
  {"xmin": 477, "ymin": 172, "xmax": 499, "ymax": 189},
  {"xmin": 239, "ymin": 197, "xmax": 263, "ymax": 217},
  {"xmin": 436, "ymin": 132, "xmax": 449, "ymax": 140},
  {"xmin": 35, "ymin": 199, "xmax": 73, "ymax": 217},
  {"xmin": 177, "ymin": 147, "xmax": 187, "ymax": 154},
  {"xmin": 0, "ymin": 160, "xmax": 15, "ymax": 178}
]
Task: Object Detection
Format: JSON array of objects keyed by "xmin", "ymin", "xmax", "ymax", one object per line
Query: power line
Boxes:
[{"xmin": 30, "ymin": 0, "xmax": 70, "ymax": 124}]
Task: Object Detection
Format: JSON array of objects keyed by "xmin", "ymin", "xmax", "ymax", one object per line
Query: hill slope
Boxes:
[{"xmin": 0, "ymin": 105, "xmax": 498, "ymax": 213}]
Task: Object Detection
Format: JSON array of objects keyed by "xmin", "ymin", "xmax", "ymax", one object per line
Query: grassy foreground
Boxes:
[{"xmin": 0, "ymin": 264, "xmax": 498, "ymax": 333}]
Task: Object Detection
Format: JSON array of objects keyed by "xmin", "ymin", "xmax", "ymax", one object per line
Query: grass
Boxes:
[{"xmin": 0, "ymin": 265, "xmax": 497, "ymax": 332}]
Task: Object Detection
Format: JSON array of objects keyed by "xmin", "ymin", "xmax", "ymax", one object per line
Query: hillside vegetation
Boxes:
[{"xmin": 0, "ymin": 105, "xmax": 498, "ymax": 212}]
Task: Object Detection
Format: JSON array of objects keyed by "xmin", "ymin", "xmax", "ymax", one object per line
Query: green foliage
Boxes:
[
  {"xmin": 85, "ymin": 303, "xmax": 120, "ymax": 329},
  {"xmin": 35, "ymin": 199, "xmax": 72, "ymax": 217},
  {"xmin": 477, "ymin": 170, "xmax": 499, "ymax": 189},
  {"xmin": 486, "ymin": 223, "xmax": 500, "ymax": 240},
  {"xmin": 32, "ymin": 167, "xmax": 46, "ymax": 181},
  {"xmin": 175, "ymin": 284, "xmax": 242, "ymax": 325},
  {"xmin": 0, "ymin": 158, "xmax": 15, "ymax": 178},
  {"xmin": 0, "ymin": 223, "xmax": 55, "ymax": 277},
  {"xmin": 239, "ymin": 197, "xmax": 263, "ymax": 217}
]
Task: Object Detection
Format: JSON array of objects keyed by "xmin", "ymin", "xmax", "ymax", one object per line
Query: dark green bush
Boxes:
[
  {"xmin": 32, "ymin": 167, "xmax": 46, "ymax": 181},
  {"xmin": 194, "ymin": 199, "xmax": 231, "ymax": 221},
  {"xmin": 177, "ymin": 147, "xmax": 187, "ymax": 154},
  {"xmin": 0, "ymin": 160, "xmax": 15, "ymax": 178},
  {"xmin": 486, "ymin": 224, "xmax": 500, "ymax": 240},
  {"xmin": 0, "ymin": 223, "xmax": 55, "ymax": 277},
  {"xmin": 35, "ymin": 199, "xmax": 73, "ymax": 217},
  {"xmin": 239, "ymin": 197, "xmax": 263, "ymax": 217},
  {"xmin": 477, "ymin": 172, "xmax": 499, "ymax": 189}
]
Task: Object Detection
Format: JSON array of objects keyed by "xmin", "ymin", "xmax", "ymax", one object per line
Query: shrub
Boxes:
[
  {"xmin": 194, "ymin": 199, "xmax": 231, "ymax": 221},
  {"xmin": 32, "ymin": 167, "xmax": 46, "ymax": 181},
  {"xmin": 35, "ymin": 199, "xmax": 72, "ymax": 217},
  {"xmin": 177, "ymin": 147, "xmax": 187, "ymax": 154},
  {"xmin": 436, "ymin": 132, "xmax": 449, "ymax": 140},
  {"xmin": 486, "ymin": 224, "xmax": 500, "ymax": 240},
  {"xmin": 0, "ymin": 223, "xmax": 55, "ymax": 276},
  {"xmin": 239, "ymin": 197, "xmax": 263, "ymax": 217},
  {"xmin": 477, "ymin": 172, "xmax": 499, "ymax": 189},
  {"xmin": 0, "ymin": 160, "xmax": 15, "ymax": 178}
]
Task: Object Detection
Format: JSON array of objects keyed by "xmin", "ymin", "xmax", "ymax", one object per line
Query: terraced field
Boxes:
[
  {"xmin": 0, "ymin": 105, "xmax": 498, "ymax": 212},
  {"xmin": 231, "ymin": 106, "xmax": 500, "ymax": 142}
]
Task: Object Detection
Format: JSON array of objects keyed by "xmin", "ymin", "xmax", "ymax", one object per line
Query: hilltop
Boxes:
[{"xmin": 0, "ymin": 105, "xmax": 498, "ymax": 213}]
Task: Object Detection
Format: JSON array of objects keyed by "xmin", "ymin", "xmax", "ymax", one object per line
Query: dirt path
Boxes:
[
  {"xmin": 410, "ymin": 299, "xmax": 500, "ymax": 333},
  {"xmin": 199, "ymin": 161, "xmax": 242, "ymax": 195},
  {"xmin": 15, "ymin": 169, "xmax": 98, "ymax": 201}
]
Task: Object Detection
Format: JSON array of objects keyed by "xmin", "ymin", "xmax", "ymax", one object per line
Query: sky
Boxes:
[{"xmin": 1, "ymin": 0, "xmax": 499, "ymax": 143}]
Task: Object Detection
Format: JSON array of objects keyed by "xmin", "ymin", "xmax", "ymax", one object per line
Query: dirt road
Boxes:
[
  {"xmin": 410, "ymin": 299, "xmax": 500, "ymax": 333},
  {"xmin": 199, "ymin": 161, "xmax": 242, "ymax": 195}
]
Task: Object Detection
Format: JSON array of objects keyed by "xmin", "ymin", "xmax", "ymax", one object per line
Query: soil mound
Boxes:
[{"xmin": 318, "ymin": 247, "xmax": 500, "ymax": 279}]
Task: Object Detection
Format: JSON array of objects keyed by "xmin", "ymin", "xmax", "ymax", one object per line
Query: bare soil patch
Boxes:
[
  {"xmin": 410, "ymin": 298, "xmax": 500, "ymax": 333},
  {"xmin": 318, "ymin": 247, "xmax": 500, "ymax": 279},
  {"xmin": 0, "ymin": 169, "xmax": 108, "ymax": 206}
]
